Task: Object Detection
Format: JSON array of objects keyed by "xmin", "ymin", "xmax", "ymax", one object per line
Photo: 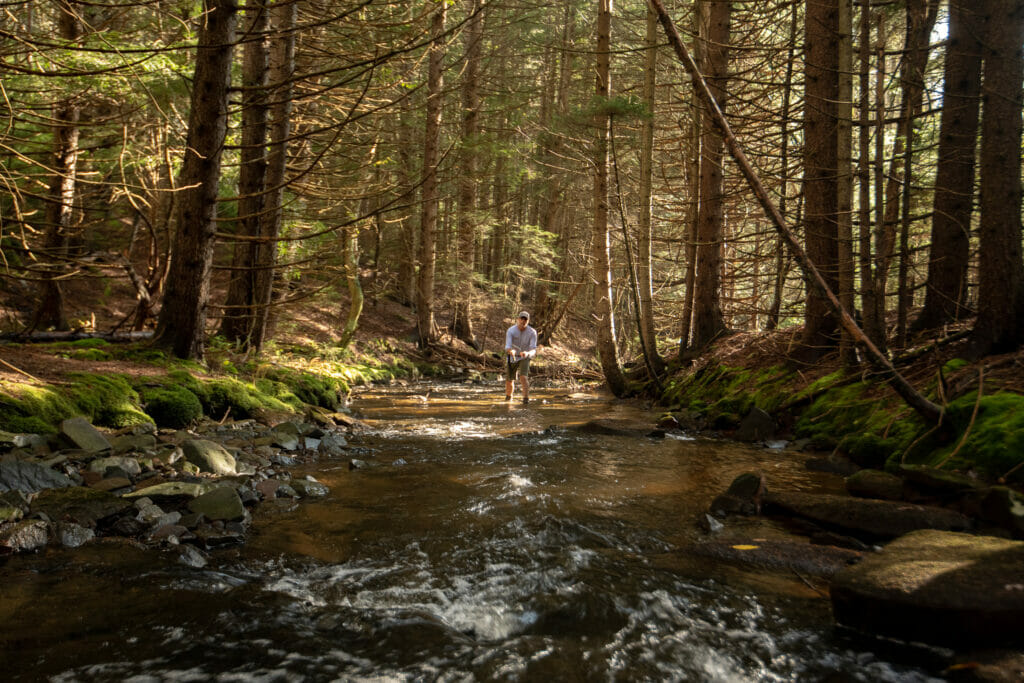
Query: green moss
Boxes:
[
  {"xmin": 942, "ymin": 358, "xmax": 969, "ymax": 375},
  {"xmin": 66, "ymin": 373, "xmax": 152, "ymax": 428},
  {"xmin": 69, "ymin": 348, "xmax": 112, "ymax": 362},
  {"xmin": 0, "ymin": 383, "xmax": 78, "ymax": 433},
  {"xmin": 138, "ymin": 384, "xmax": 203, "ymax": 428},
  {"xmin": 926, "ymin": 393, "xmax": 1024, "ymax": 481},
  {"xmin": 65, "ymin": 339, "xmax": 110, "ymax": 349}
]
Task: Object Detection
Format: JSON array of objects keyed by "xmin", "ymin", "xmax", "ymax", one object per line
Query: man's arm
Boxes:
[{"xmin": 504, "ymin": 326, "xmax": 515, "ymax": 354}]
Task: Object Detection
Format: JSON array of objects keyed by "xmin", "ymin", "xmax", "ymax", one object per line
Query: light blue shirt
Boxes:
[{"xmin": 505, "ymin": 324, "xmax": 537, "ymax": 357}]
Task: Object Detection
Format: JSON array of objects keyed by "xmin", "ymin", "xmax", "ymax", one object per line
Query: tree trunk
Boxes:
[
  {"xmin": 690, "ymin": 0, "xmax": 729, "ymax": 352},
  {"xmin": 220, "ymin": 0, "xmax": 269, "ymax": 344},
  {"xmin": 915, "ymin": 0, "xmax": 983, "ymax": 331},
  {"xmin": 858, "ymin": 0, "xmax": 880, "ymax": 345},
  {"xmin": 415, "ymin": 0, "xmax": 445, "ymax": 348},
  {"xmin": 798, "ymin": 0, "xmax": 841, "ymax": 360},
  {"xmin": 31, "ymin": 0, "xmax": 82, "ymax": 332},
  {"xmin": 837, "ymin": 0, "xmax": 855, "ymax": 364},
  {"xmin": 970, "ymin": 0, "xmax": 1024, "ymax": 357},
  {"xmin": 154, "ymin": 0, "xmax": 238, "ymax": 360},
  {"xmin": 337, "ymin": 226, "xmax": 364, "ymax": 349},
  {"xmin": 636, "ymin": 4, "xmax": 664, "ymax": 372},
  {"xmin": 452, "ymin": 0, "xmax": 482, "ymax": 350},
  {"xmin": 592, "ymin": 0, "xmax": 627, "ymax": 395}
]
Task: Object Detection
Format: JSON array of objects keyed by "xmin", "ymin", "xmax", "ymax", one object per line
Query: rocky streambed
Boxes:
[{"xmin": 0, "ymin": 409, "xmax": 362, "ymax": 567}]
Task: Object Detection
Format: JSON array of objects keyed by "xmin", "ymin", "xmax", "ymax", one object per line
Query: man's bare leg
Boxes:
[
  {"xmin": 505, "ymin": 378, "xmax": 513, "ymax": 400},
  {"xmin": 520, "ymin": 376, "xmax": 529, "ymax": 403}
]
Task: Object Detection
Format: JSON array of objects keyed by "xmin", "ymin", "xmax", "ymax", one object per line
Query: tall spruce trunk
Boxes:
[{"xmin": 154, "ymin": 0, "xmax": 238, "ymax": 360}]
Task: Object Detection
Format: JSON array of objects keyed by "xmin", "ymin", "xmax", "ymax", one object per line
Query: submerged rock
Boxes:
[
  {"xmin": 0, "ymin": 519, "xmax": 48, "ymax": 552},
  {"xmin": 709, "ymin": 472, "xmax": 765, "ymax": 517},
  {"xmin": 764, "ymin": 490, "xmax": 973, "ymax": 540},
  {"xmin": 831, "ymin": 530, "xmax": 1024, "ymax": 648},
  {"xmin": 55, "ymin": 522, "xmax": 95, "ymax": 548}
]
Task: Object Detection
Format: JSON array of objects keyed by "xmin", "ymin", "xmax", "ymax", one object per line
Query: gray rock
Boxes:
[
  {"xmin": 135, "ymin": 501, "xmax": 166, "ymax": 524},
  {"xmin": 271, "ymin": 433, "xmax": 300, "ymax": 451},
  {"xmin": 764, "ymin": 490, "xmax": 973, "ymax": 540},
  {"xmin": 270, "ymin": 454, "xmax": 298, "ymax": 466},
  {"xmin": 710, "ymin": 472, "xmax": 766, "ymax": 517},
  {"xmin": 181, "ymin": 439, "xmax": 237, "ymax": 475},
  {"xmin": 124, "ymin": 481, "xmax": 210, "ymax": 503},
  {"xmin": 831, "ymin": 530, "xmax": 1024, "ymax": 647},
  {"xmin": 898, "ymin": 464, "xmax": 984, "ymax": 500},
  {"xmin": 175, "ymin": 543, "xmax": 209, "ymax": 568},
  {"xmin": 845, "ymin": 469, "xmax": 905, "ymax": 501},
  {"xmin": 734, "ymin": 407, "xmax": 776, "ymax": 442},
  {"xmin": 348, "ymin": 459, "xmax": 368, "ymax": 471},
  {"xmin": 697, "ymin": 513, "xmax": 724, "ymax": 534},
  {"xmin": 575, "ymin": 418, "xmax": 656, "ymax": 438},
  {"xmin": 55, "ymin": 522, "xmax": 95, "ymax": 548},
  {"xmin": 187, "ymin": 486, "xmax": 245, "ymax": 522},
  {"xmin": 31, "ymin": 486, "xmax": 132, "ymax": 528},
  {"xmin": 59, "ymin": 417, "xmax": 113, "ymax": 453},
  {"xmin": 290, "ymin": 477, "xmax": 329, "ymax": 497},
  {"xmin": 689, "ymin": 537, "xmax": 862, "ymax": 578},
  {"xmin": 111, "ymin": 433, "xmax": 158, "ymax": 454},
  {"xmin": 88, "ymin": 456, "xmax": 142, "ymax": 477},
  {"xmin": 0, "ymin": 460, "xmax": 75, "ymax": 493},
  {"xmin": 0, "ymin": 519, "xmax": 49, "ymax": 552}
]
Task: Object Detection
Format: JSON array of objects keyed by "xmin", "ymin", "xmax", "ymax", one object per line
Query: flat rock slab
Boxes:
[
  {"xmin": 0, "ymin": 460, "xmax": 74, "ymax": 493},
  {"xmin": 831, "ymin": 530, "xmax": 1024, "ymax": 648},
  {"xmin": 30, "ymin": 487, "xmax": 132, "ymax": 527},
  {"xmin": 688, "ymin": 539, "xmax": 862, "ymax": 578},
  {"xmin": 765, "ymin": 491, "xmax": 973, "ymax": 540},
  {"xmin": 60, "ymin": 417, "xmax": 113, "ymax": 453},
  {"xmin": 574, "ymin": 418, "xmax": 656, "ymax": 437}
]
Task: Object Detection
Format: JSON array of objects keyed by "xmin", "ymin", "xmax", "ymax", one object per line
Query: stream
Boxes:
[{"xmin": 0, "ymin": 383, "xmax": 948, "ymax": 681}]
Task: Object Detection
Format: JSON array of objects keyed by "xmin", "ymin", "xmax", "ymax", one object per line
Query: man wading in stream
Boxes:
[{"xmin": 504, "ymin": 311, "xmax": 538, "ymax": 404}]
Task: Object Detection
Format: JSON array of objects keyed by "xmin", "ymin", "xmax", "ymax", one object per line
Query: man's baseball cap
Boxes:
[{"xmin": 518, "ymin": 311, "xmax": 530, "ymax": 320}]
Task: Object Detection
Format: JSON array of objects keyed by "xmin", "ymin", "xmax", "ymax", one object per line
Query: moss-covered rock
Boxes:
[{"xmin": 138, "ymin": 384, "xmax": 203, "ymax": 428}]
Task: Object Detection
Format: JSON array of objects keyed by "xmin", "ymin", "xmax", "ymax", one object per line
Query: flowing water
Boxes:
[{"xmin": 0, "ymin": 384, "xmax": 948, "ymax": 682}]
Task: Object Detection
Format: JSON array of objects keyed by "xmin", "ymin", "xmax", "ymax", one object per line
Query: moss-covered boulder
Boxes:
[{"xmin": 831, "ymin": 530, "xmax": 1024, "ymax": 647}]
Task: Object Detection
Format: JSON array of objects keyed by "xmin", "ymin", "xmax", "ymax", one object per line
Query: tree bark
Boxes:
[
  {"xmin": 915, "ymin": 0, "xmax": 983, "ymax": 331},
  {"xmin": 690, "ymin": 0, "xmax": 729, "ymax": 352},
  {"xmin": 154, "ymin": 0, "xmax": 238, "ymax": 360},
  {"xmin": 415, "ymin": 0, "xmax": 446, "ymax": 348},
  {"xmin": 592, "ymin": 0, "xmax": 627, "ymax": 395},
  {"xmin": 970, "ymin": 0, "xmax": 1024, "ymax": 357}
]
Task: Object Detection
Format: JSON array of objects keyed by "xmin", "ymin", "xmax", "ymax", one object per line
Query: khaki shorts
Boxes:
[{"xmin": 506, "ymin": 356, "xmax": 531, "ymax": 381}]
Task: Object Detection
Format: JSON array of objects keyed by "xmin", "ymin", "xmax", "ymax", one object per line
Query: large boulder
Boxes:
[
  {"xmin": 188, "ymin": 486, "xmax": 245, "ymax": 522},
  {"xmin": 733, "ymin": 407, "xmax": 775, "ymax": 442},
  {"xmin": 0, "ymin": 460, "xmax": 74, "ymax": 493},
  {"xmin": 709, "ymin": 472, "xmax": 766, "ymax": 517},
  {"xmin": 181, "ymin": 439, "xmax": 237, "ymax": 475},
  {"xmin": 764, "ymin": 491, "xmax": 973, "ymax": 540},
  {"xmin": 845, "ymin": 469, "xmax": 904, "ymax": 501},
  {"xmin": 575, "ymin": 418, "xmax": 658, "ymax": 437},
  {"xmin": 831, "ymin": 530, "xmax": 1024, "ymax": 648},
  {"xmin": 59, "ymin": 417, "xmax": 113, "ymax": 453}
]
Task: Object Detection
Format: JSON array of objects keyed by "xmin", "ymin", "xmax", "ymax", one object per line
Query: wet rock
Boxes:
[
  {"xmin": 179, "ymin": 512, "xmax": 205, "ymax": 529},
  {"xmin": 765, "ymin": 490, "xmax": 973, "ymax": 541},
  {"xmin": 831, "ymin": 530, "xmax": 1024, "ymax": 648},
  {"xmin": 348, "ymin": 459, "xmax": 368, "ymax": 471},
  {"xmin": 106, "ymin": 515, "xmax": 146, "ymax": 537},
  {"xmin": 181, "ymin": 439, "xmax": 237, "ymax": 475},
  {"xmin": 709, "ymin": 472, "xmax": 765, "ymax": 517},
  {"xmin": 187, "ymin": 486, "xmax": 245, "ymax": 522},
  {"xmin": 30, "ymin": 486, "xmax": 132, "ymax": 528},
  {"xmin": 193, "ymin": 523, "xmax": 244, "ymax": 549},
  {"xmin": 0, "ymin": 459, "xmax": 75, "ymax": 493},
  {"xmin": 174, "ymin": 543, "xmax": 209, "ymax": 568},
  {"xmin": 688, "ymin": 538, "xmax": 862, "ymax": 578},
  {"xmin": 270, "ymin": 454, "xmax": 298, "ymax": 466},
  {"xmin": 270, "ymin": 431, "xmax": 300, "ymax": 451},
  {"xmin": 845, "ymin": 469, "xmax": 904, "ymax": 501},
  {"xmin": 697, "ymin": 513, "xmax": 724, "ymax": 534},
  {"xmin": 734, "ymin": 407, "xmax": 775, "ymax": 442},
  {"xmin": 290, "ymin": 477, "xmax": 329, "ymax": 498},
  {"xmin": 898, "ymin": 464, "xmax": 984, "ymax": 501},
  {"xmin": 147, "ymin": 523, "xmax": 191, "ymax": 544},
  {"xmin": 656, "ymin": 414, "xmax": 681, "ymax": 431},
  {"xmin": 946, "ymin": 650, "xmax": 1024, "ymax": 682},
  {"xmin": 0, "ymin": 519, "xmax": 49, "ymax": 552},
  {"xmin": 0, "ymin": 505, "xmax": 24, "ymax": 523},
  {"xmin": 0, "ymin": 490, "xmax": 30, "ymax": 514},
  {"xmin": 135, "ymin": 499, "xmax": 166, "ymax": 525},
  {"xmin": 256, "ymin": 479, "xmax": 283, "ymax": 499},
  {"xmin": 804, "ymin": 454, "xmax": 860, "ymax": 476},
  {"xmin": 88, "ymin": 455, "xmax": 142, "ymax": 477},
  {"xmin": 59, "ymin": 417, "xmax": 113, "ymax": 453},
  {"xmin": 575, "ymin": 418, "xmax": 654, "ymax": 437},
  {"xmin": 125, "ymin": 481, "xmax": 210, "ymax": 503},
  {"xmin": 90, "ymin": 476, "xmax": 133, "ymax": 493},
  {"xmin": 55, "ymin": 522, "xmax": 95, "ymax": 548},
  {"xmin": 970, "ymin": 486, "xmax": 1024, "ymax": 538}
]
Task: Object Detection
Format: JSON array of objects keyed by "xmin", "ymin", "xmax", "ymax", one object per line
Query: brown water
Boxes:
[{"xmin": 0, "ymin": 384, "xmax": 947, "ymax": 681}]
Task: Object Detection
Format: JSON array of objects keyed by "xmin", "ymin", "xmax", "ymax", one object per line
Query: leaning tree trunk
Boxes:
[
  {"xmin": 648, "ymin": 0, "xmax": 944, "ymax": 425},
  {"xmin": 154, "ymin": 0, "xmax": 238, "ymax": 360},
  {"xmin": 592, "ymin": 0, "xmax": 627, "ymax": 395},
  {"xmin": 415, "ymin": 0, "xmax": 445, "ymax": 348},
  {"xmin": 915, "ymin": 0, "xmax": 983, "ymax": 331},
  {"xmin": 31, "ymin": 0, "xmax": 81, "ymax": 333}
]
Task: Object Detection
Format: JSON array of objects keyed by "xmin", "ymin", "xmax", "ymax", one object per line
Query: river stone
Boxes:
[
  {"xmin": 947, "ymin": 650, "xmax": 1024, "ymax": 683},
  {"xmin": 971, "ymin": 486, "xmax": 1024, "ymax": 538},
  {"xmin": 111, "ymin": 433, "xmax": 158, "ymax": 454},
  {"xmin": 318, "ymin": 433, "xmax": 348, "ymax": 457},
  {"xmin": 709, "ymin": 472, "xmax": 765, "ymax": 517},
  {"xmin": 55, "ymin": 521, "xmax": 95, "ymax": 548},
  {"xmin": 125, "ymin": 481, "xmax": 210, "ymax": 502},
  {"xmin": 181, "ymin": 439, "xmax": 236, "ymax": 475},
  {"xmin": 0, "ymin": 519, "xmax": 49, "ymax": 552},
  {"xmin": 575, "ymin": 418, "xmax": 654, "ymax": 437},
  {"xmin": 845, "ymin": 469, "xmax": 904, "ymax": 501},
  {"xmin": 734, "ymin": 407, "xmax": 776, "ymax": 442},
  {"xmin": 0, "ymin": 505, "xmax": 24, "ymax": 523},
  {"xmin": 188, "ymin": 486, "xmax": 245, "ymax": 522},
  {"xmin": 898, "ymin": 464, "xmax": 984, "ymax": 499},
  {"xmin": 271, "ymin": 431, "xmax": 300, "ymax": 451},
  {"xmin": 90, "ymin": 476, "xmax": 133, "ymax": 493},
  {"xmin": 0, "ymin": 460, "xmax": 74, "ymax": 493},
  {"xmin": 59, "ymin": 417, "xmax": 113, "ymax": 453},
  {"xmin": 689, "ymin": 538, "xmax": 862, "ymax": 578},
  {"xmin": 31, "ymin": 486, "xmax": 132, "ymax": 528},
  {"xmin": 175, "ymin": 543, "xmax": 209, "ymax": 568},
  {"xmin": 764, "ymin": 491, "xmax": 973, "ymax": 540},
  {"xmin": 88, "ymin": 455, "xmax": 142, "ymax": 477},
  {"xmin": 290, "ymin": 478, "xmax": 329, "ymax": 497},
  {"xmin": 831, "ymin": 530, "xmax": 1024, "ymax": 647}
]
